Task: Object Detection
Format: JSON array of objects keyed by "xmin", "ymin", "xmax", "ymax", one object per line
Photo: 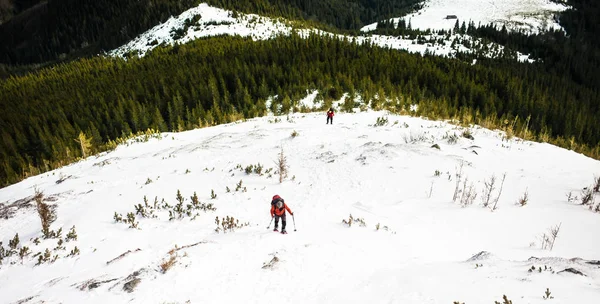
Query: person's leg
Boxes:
[
  {"xmin": 281, "ymin": 214, "xmax": 287, "ymax": 231},
  {"xmin": 274, "ymin": 215, "xmax": 280, "ymax": 230}
]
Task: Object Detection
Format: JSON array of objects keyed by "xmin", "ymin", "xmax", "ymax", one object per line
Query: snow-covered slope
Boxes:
[
  {"xmin": 362, "ymin": 0, "xmax": 569, "ymax": 33},
  {"xmin": 1, "ymin": 103, "xmax": 600, "ymax": 303},
  {"xmin": 109, "ymin": 3, "xmax": 533, "ymax": 62}
]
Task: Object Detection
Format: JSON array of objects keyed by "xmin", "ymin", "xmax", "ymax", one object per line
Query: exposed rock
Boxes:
[
  {"xmin": 89, "ymin": 278, "xmax": 118, "ymax": 289},
  {"xmin": 262, "ymin": 256, "xmax": 280, "ymax": 269},
  {"xmin": 11, "ymin": 296, "xmax": 35, "ymax": 304},
  {"xmin": 106, "ymin": 248, "xmax": 142, "ymax": 265},
  {"xmin": 123, "ymin": 278, "xmax": 141, "ymax": 293},
  {"xmin": 558, "ymin": 268, "xmax": 586, "ymax": 276},
  {"xmin": 467, "ymin": 251, "xmax": 494, "ymax": 262},
  {"xmin": 431, "ymin": 144, "xmax": 441, "ymax": 150}
]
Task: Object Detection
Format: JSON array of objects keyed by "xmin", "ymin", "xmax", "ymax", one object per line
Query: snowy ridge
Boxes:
[
  {"xmin": 109, "ymin": 3, "xmax": 533, "ymax": 62},
  {"xmin": 1, "ymin": 103, "xmax": 600, "ymax": 303},
  {"xmin": 361, "ymin": 0, "xmax": 570, "ymax": 34}
]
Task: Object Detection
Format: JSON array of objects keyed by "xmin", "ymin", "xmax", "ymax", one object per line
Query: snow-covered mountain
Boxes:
[
  {"xmin": 361, "ymin": 0, "xmax": 570, "ymax": 33},
  {"xmin": 109, "ymin": 3, "xmax": 533, "ymax": 62},
  {"xmin": 1, "ymin": 98, "xmax": 600, "ymax": 303}
]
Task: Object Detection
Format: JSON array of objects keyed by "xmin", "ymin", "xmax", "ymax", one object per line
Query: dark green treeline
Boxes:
[
  {"xmin": 204, "ymin": 0, "xmax": 422, "ymax": 30},
  {"xmin": 0, "ymin": 0, "xmax": 198, "ymax": 65},
  {"xmin": 1, "ymin": 33, "xmax": 599, "ymax": 186}
]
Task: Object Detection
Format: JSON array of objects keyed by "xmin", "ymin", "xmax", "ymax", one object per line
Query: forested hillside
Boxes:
[
  {"xmin": 0, "ymin": 0, "xmax": 599, "ymax": 187},
  {"xmin": 0, "ymin": 0, "xmax": 198, "ymax": 65},
  {"xmin": 203, "ymin": 0, "xmax": 422, "ymax": 30},
  {"xmin": 1, "ymin": 33, "xmax": 599, "ymax": 187},
  {"xmin": 0, "ymin": 0, "xmax": 421, "ymax": 66}
]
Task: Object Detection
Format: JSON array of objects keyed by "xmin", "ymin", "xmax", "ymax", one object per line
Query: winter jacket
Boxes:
[
  {"xmin": 271, "ymin": 203, "xmax": 293, "ymax": 217},
  {"xmin": 327, "ymin": 110, "xmax": 334, "ymax": 117}
]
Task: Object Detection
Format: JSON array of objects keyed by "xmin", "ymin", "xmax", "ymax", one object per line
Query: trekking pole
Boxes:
[
  {"xmin": 267, "ymin": 217, "xmax": 273, "ymax": 229},
  {"xmin": 292, "ymin": 214, "xmax": 297, "ymax": 231}
]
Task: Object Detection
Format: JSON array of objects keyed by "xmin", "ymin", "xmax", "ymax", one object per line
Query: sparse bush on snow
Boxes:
[
  {"xmin": 543, "ymin": 288, "xmax": 554, "ymax": 300},
  {"xmin": 495, "ymin": 295, "xmax": 513, "ymax": 304},
  {"xmin": 214, "ymin": 216, "xmax": 249, "ymax": 233},
  {"xmin": 116, "ymin": 191, "xmax": 216, "ymax": 228},
  {"xmin": 517, "ymin": 188, "xmax": 529, "ymax": 206},
  {"xmin": 373, "ymin": 116, "xmax": 388, "ymax": 126},
  {"xmin": 342, "ymin": 214, "xmax": 366, "ymax": 227},
  {"xmin": 462, "ymin": 129, "xmax": 474, "ymax": 140},
  {"xmin": 375, "ymin": 223, "xmax": 391, "ymax": 232}
]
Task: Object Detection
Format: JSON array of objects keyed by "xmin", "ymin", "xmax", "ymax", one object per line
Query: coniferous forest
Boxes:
[{"xmin": 0, "ymin": 0, "xmax": 599, "ymax": 187}]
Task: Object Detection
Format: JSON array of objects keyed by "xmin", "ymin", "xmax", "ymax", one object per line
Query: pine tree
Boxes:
[{"xmin": 74, "ymin": 131, "xmax": 93, "ymax": 158}]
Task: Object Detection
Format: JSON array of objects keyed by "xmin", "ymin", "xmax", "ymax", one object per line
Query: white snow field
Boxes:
[
  {"xmin": 361, "ymin": 0, "xmax": 570, "ymax": 34},
  {"xmin": 1, "ymin": 107, "xmax": 600, "ymax": 304},
  {"xmin": 109, "ymin": 3, "xmax": 533, "ymax": 62}
]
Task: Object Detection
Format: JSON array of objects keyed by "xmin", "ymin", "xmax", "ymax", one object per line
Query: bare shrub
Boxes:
[
  {"xmin": 517, "ymin": 188, "xmax": 529, "ymax": 206},
  {"xmin": 452, "ymin": 162, "xmax": 464, "ymax": 202},
  {"xmin": 490, "ymin": 173, "xmax": 507, "ymax": 211},
  {"xmin": 459, "ymin": 177, "xmax": 477, "ymax": 207},
  {"xmin": 428, "ymin": 181, "xmax": 434, "ymax": 198},
  {"xmin": 34, "ymin": 188, "xmax": 57, "ymax": 238},
  {"xmin": 541, "ymin": 223, "xmax": 561, "ymax": 251},
  {"xmin": 594, "ymin": 176, "xmax": 600, "ymax": 193},
  {"xmin": 276, "ymin": 146, "xmax": 289, "ymax": 183},
  {"xmin": 160, "ymin": 249, "xmax": 177, "ymax": 273},
  {"xmin": 481, "ymin": 175, "xmax": 497, "ymax": 207},
  {"xmin": 291, "ymin": 130, "xmax": 299, "ymax": 138},
  {"xmin": 581, "ymin": 187, "xmax": 593, "ymax": 206},
  {"xmin": 549, "ymin": 223, "xmax": 561, "ymax": 250}
]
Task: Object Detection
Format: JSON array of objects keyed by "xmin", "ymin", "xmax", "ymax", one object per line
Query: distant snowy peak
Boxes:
[
  {"xmin": 361, "ymin": 0, "xmax": 570, "ymax": 34},
  {"xmin": 109, "ymin": 3, "xmax": 533, "ymax": 63},
  {"xmin": 108, "ymin": 3, "xmax": 292, "ymax": 57}
]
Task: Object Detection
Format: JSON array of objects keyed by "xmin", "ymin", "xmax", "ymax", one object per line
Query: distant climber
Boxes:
[
  {"xmin": 326, "ymin": 107, "xmax": 334, "ymax": 124},
  {"xmin": 270, "ymin": 195, "xmax": 293, "ymax": 234}
]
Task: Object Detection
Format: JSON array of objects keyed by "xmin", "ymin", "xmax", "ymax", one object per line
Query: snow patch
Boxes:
[{"xmin": 361, "ymin": 0, "xmax": 570, "ymax": 34}]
